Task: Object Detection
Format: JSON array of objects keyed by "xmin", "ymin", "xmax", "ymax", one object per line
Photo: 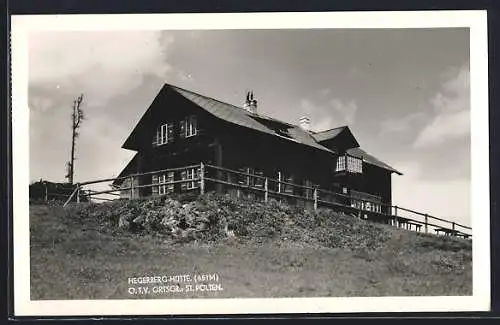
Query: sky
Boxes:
[{"xmin": 28, "ymin": 28, "xmax": 471, "ymax": 226}]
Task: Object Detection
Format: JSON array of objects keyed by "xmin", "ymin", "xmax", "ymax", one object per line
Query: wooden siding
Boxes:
[{"xmin": 118, "ymin": 88, "xmax": 394, "ymax": 204}]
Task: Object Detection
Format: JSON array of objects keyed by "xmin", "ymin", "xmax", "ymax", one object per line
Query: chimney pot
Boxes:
[
  {"xmin": 243, "ymin": 91, "xmax": 257, "ymax": 114},
  {"xmin": 299, "ymin": 116, "xmax": 311, "ymax": 131}
]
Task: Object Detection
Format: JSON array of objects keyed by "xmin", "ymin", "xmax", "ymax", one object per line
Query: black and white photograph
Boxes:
[{"xmin": 11, "ymin": 11, "xmax": 490, "ymax": 316}]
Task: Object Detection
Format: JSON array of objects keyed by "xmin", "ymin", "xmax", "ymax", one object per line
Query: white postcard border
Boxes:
[{"xmin": 11, "ymin": 10, "xmax": 490, "ymax": 316}]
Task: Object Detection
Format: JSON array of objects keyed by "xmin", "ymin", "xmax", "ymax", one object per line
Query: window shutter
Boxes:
[
  {"xmin": 195, "ymin": 116, "xmax": 203, "ymax": 135},
  {"xmin": 161, "ymin": 124, "xmax": 167, "ymax": 144},
  {"xmin": 152, "ymin": 128, "xmax": 158, "ymax": 146},
  {"xmin": 192, "ymin": 115, "xmax": 198, "ymax": 135},
  {"xmin": 167, "ymin": 171, "xmax": 174, "ymax": 193},
  {"xmin": 167, "ymin": 122, "xmax": 174, "ymax": 142},
  {"xmin": 180, "ymin": 170, "xmax": 187, "ymax": 191},
  {"xmin": 179, "ymin": 119, "xmax": 186, "ymax": 139}
]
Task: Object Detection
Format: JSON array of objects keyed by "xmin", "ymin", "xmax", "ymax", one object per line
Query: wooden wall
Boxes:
[{"xmin": 124, "ymin": 88, "xmax": 393, "ymax": 204}]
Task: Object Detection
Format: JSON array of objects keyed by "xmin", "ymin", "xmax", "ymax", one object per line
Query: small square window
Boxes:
[{"xmin": 153, "ymin": 171, "xmax": 175, "ymax": 195}]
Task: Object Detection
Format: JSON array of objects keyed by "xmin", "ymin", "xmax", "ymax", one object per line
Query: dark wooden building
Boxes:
[{"xmin": 113, "ymin": 83, "xmax": 402, "ymax": 212}]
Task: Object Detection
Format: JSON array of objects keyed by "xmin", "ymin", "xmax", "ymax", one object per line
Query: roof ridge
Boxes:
[
  {"xmin": 315, "ymin": 125, "xmax": 348, "ymax": 134},
  {"xmin": 250, "ymin": 113, "xmax": 296, "ymax": 127},
  {"xmin": 167, "ymin": 83, "xmax": 298, "ymax": 128},
  {"xmin": 167, "ymin": 83, "xmax": 245, "ymax": 111},
  {"xmin": 163, "ymin": 83, "xmax": 335, "ymax": 154}
]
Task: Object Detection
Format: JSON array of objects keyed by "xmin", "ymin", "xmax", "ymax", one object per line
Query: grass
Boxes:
[{"xmin": 30, "ymin": 193, "xmax": 472, "ymax": 300}]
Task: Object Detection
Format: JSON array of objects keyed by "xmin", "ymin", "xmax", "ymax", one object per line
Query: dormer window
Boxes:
[
  {"xmin": 275, "ymin": 127, "xmax": 292, "ymax": 139},
  {"xmin": 180, "ymin": 115, "xmax": 198, "ymax": 138},
  {"xmin": 153, "ymin": 122, "xmax": 174, "ymax": 146}
]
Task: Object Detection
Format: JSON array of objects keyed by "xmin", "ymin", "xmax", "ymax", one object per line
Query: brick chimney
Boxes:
[
  {"xmin": 243, "ymin": 91, "xmax": 257, "ymax": 114},
  {"xmin": 299, "ymin": 116, "xmax": 311, "ymax": 131}
]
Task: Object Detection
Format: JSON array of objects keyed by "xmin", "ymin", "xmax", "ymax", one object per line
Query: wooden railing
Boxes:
[
  {"xmin": 391, "ymin": 205, "xmax": 472, "ymax": 238},
  {"xmin": 63, "ymin": 162, "xmax": 472, "ymax": 239}
]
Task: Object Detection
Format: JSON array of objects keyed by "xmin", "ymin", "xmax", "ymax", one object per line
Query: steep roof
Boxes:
[
  {"xmin": 119, "ymin": 83, "xmax": 401, "ymax": 176},
  {"xmin": 347, "ymin": 147, "xmax": 403, "ymax": 175},
  {"xmin": 311, "ymin": 126, "xmax": 347, "ymax": 142},
  {"xmin": 169, "ymin": 85, "xmax": 333, "ymax": 153},
  {"xmin": 311, "ymin": 125, "xmax": 360, "ymax": 149}
]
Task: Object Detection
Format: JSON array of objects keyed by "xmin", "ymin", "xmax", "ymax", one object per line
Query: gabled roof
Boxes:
[
  {"xmin": 119, "ymin": 83, "xmax": 401, "ymax": 176},
  {"xmin": 122, "ymin": 84, "xmax": 333, "ymax": 153},
  {"xmin": 312, "ymin": 126, "xmax": 347, "ymax": 142},
  {"xmin": 168, "ymin": 85, "xmax": 333, "ymax": 153},
  {"xmin": 311, "ymin": 125, "xmax": 360, "ymax": 148},
  {"xmin": 347, "ymin": 148, "xmax": 403, "ymax": 175}
]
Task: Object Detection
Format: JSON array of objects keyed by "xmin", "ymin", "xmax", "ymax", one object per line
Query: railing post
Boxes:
[
  {"xmin": 394, "ymin": 205, "xmax": 398, "ymax": 216},
  {"xmin": 424, "ymin": 214, "xmax": 428, "ymax": 234},
  {"xmin": 76, "ymin": 183, "xmax": 80, "ymax": 203},
  {"xmin": 44, "ymin": 181, "xmax": 48, "ymax": 202},
  {"xmin": 264, "ymin": 178, "xmax": 268, "ymax": 202},
  {"xmin": 313, "ymin": 187, "xmax": 318, "ymax": 210},
  {"xmin": 452, "ymin": 222, "xmax": 456, "ymax": 236},
  {"xmin": 200, "ymin": 162, "xmax": 205, "ymax": 195},
  {"xmin": 130, "ymin": 175, "xmax": 134, "ymax": 200}
]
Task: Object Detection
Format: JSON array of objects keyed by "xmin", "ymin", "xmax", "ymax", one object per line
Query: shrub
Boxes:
[{"xmin": 60, "ymin": 192, "xmax": 441, "ymax": 251}]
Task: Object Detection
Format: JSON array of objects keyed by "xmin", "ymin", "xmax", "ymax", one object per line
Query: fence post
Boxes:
[
  {"xmin": 452, "ymin": 222, "xmax": 455, "ymax": 235},
  {"xmin": 394, "ymin": 205, "xmax": 398, "ymax": 216},
  {"xmin": 130, "ymin": 175, "xmax": 134, "ymax": 200},
  {"xmin": 424, "ymin": 214, "xmax": 428, "ymax": 234},
  {"xmin": 44, "ymin": 181, "xmax": 48, "ymax": 202},
  {"xmin": 76, "ymin": 183, "xmax": 80, "ymax": 203},
  {"xmin": 313, "ymin": 187, "xmax": 318, "ymax": 210},
  {"xmin": 264, "ymin": 178, "xmax": 268, "ymax": 203},
  {"xmin": 200, "ymin": 162, "xmax": 205, "ymax": 195},
  {"xmin": 277, "ymin": 172, "xmax": 281, "ymax": 193}
]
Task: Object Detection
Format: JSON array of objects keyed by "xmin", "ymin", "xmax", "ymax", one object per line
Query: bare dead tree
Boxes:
[{"xmin": 65, "ymin": 94, "xmax": 84, "ymax": 185}]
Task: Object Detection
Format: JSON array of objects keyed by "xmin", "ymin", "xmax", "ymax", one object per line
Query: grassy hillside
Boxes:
[{"xmin": 30, "ymin": 193, "xmax": 472, "ymax": 300}]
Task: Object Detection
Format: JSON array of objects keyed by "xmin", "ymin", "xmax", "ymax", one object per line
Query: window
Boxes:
[
  {"xmin": 346, "ymin": 155, "xmax": 363, "ymax": 173},
  {"xmin": 166, "ymin": 172, "xmax": 175, "ymax": 193},
  {"xmin": 277, "ymin": 171, "xmax": 294, "ymax": 194},
  {"xmin": 283, "ymin": 175, "xmax": 294, "ymax": 194},
  {"xmin": 303, "ymin": 179, "xmax": 314, "ymax": 198},
  {"xmin": 238, "ymin": 167, "xmax": 265, "ymax": 188},
  {"xmin": 351, "ymin": 199, "xmax": 381, "ymax": 213},
  {"xmin": 254, "ymin": 170, "xmax": 265, "ymax": 188},
  {"xmin": 351, "ymin": 199, "xmax": 363, "ymax": 210},
  {"xmin": 180, "ymin": 115, "xmax": 198, "ymax": 138},
  {"xmin": 335, "ymin": 154, "xmax": 363, "ymax": 173},
  {"xmin": 181, "ymin": 167, "xmax": 200, "ymax": 191},
  {"xmin": 153, "ymin": 122, "xmax": 174, "ymax": 146},
  {"xmin": 336, "ymin": 156, "xmax": 346, "ymax": 172},
  {"xmin": 152, "ymin": 172, "xmax": 174, "ymax": 195}
]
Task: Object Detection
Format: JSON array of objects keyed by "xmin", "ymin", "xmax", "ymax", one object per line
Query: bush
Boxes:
[
  {"xmin": 61, "ymin": 192, "xmax": 410, "ymax": 250},
  {"xmin": 30, "ymin": 179, "xmax": 89, "ymax": 203}
]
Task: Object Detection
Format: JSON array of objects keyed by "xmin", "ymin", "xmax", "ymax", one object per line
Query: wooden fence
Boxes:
[{"xmin": 63, "ymin": 162, "xmax": 472, "ymax": 239}]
